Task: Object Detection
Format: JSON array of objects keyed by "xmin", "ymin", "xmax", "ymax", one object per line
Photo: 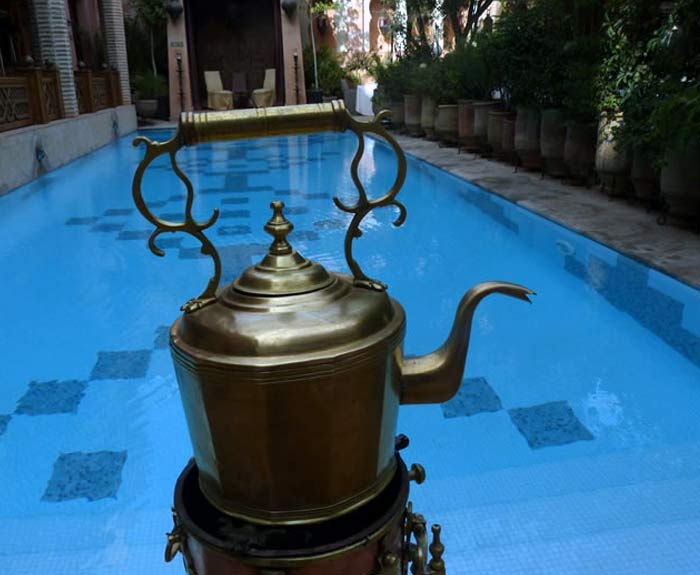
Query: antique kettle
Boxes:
[{"xmin": 132, "ymin": 101, "xmax": 533, "ymax": 526}]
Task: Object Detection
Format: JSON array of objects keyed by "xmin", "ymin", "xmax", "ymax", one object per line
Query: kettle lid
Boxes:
[{"xmin": 233, "ymin": 201, "xmax": 333, "ymax": 296}]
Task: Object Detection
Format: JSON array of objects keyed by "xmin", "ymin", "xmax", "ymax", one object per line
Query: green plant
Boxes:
[
  {"xmin": 449, "ymin": 41, "xmax": 492, "ymax": 100},
  {"xmin": 374, "ymin": 59, "xmax": 406, "ymax": 104},
  {"xmin": 132, "ymin": 72, "xmax": 168, "ymax": 99},
  {"xmin": 480, "ymin": 0, "xmax": 570, "ymax": 109},
  {"xmin": 303, "ymin": 46, "xmax": 346, "ymax": 98},
  {"xmin": 599, "ymin": 0, "xmax": 700, "ymax": 164}
]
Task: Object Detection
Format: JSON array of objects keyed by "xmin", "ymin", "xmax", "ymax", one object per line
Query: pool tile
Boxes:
[
  {"xmin": 104, "ymin": 208, "xmax": 134, "ymax": 217},
  {"xmin": 273, "ymin": 189, "xmax": 299, "ymax": 197},
  {"xmin": 292, "ymin": 230, "xmax": 320, "ymax": 241},
  {"xmin": 42, "ymin": 451, "xmax": 128, "ymax": 502},
  {"xmin": 65, "ymin": 216, "xmax": 99, "ymax": 226},
  {"xmin": 90, "ymin": 350, "xmax": 152, "ymax": 380},
  {"xmin": 303, "ymin": 192, "xmax": 331, "ymax": 200},
  {"xmin": 0, "ymin": 415, "xmax": 10, "ymax": 437},
  {"xmin": 218, "ymin": 225, "xmax": 251, "ymax": 236},
  {"xmin": 168, "ymin": 194, "xmax": 187, "ymax": 202},
  {"xmin": 508, "ymin": 401, "xmax": 594, "ymax": 449},
  {"xmin": 441, "ymin": 377, "xmax": 503, "ymax": 418},
  {"xmin": 154, "ymin": 326, "xmax": 170, "ymax": 349},
  {"xmin": 222, "ymin": 197, "xmax": 249, "ymax": 205},
  {"xmin": 314, "ymin": 219, "xmax": 347, "ymax": 230},
  {"xmin": 457, "ymin": 189, "xmax": 519, "ymax": 233},
  {"xmin": 225, "ymin": 174, "xmax": 248, "ymax": 188},
  {"xmin": 15, "ymin": 380, "xmax": 87, "ymax": 415},
  {"xmin": 90, "ymin": 223, "xmax": 124, "ymax": 233},
  {"xmin": 159, "ymin": 212, "xmax": 186, "ymax": 221},
  {"xmin": 220, "ymin": 209, "xmax": 250, "ymax": 219},
  {"xmin": 117, "ymin": 230, "xmax": 152, "ymax": 241},
  {"xmin": 565, "ymin": 253, "xmax": 700, "ymax": 367},
  {"xmin": 285, "ymin": 206, "xmax": 310, "ymax": 215},
  {"xmin": 153, "ymin": 236, "xmax": 183, "ymax": 249}
]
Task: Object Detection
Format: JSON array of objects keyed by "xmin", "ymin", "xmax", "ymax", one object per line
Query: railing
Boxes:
[
  {"xmin": 0, "ymin": 67, "xmax": 64, "ymax": 133},
  {"xmin": 74, "ymin": 70, "xmax": 122, "ymax": 114}
]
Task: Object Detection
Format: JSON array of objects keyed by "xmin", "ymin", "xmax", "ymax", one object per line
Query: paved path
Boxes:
[{"xmin": 391, "ymin": 134, "xmax": 700, "ymax": 288}]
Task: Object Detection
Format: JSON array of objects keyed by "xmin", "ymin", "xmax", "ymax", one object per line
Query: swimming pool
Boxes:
[{"xmin": 1, "ymin": 129, "xmax": 699, "ymax": 574}]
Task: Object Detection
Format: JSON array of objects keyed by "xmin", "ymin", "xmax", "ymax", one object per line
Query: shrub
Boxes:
[{"xmin": 132, "ymin": 72, "xmax": 168, "ymax": 99}]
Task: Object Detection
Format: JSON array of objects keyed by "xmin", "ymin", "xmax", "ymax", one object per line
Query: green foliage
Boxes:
[
  {"xmin": 374, "ymin": 59, "xmax": 408, "ymax": 103},
  {"xmin": 599, "ymin": 0, "xmax": 700, "ymax": 163},
  {"xmin": 130, "ymin": 0, "xmax": 166, "ymax": 26},
  {"xmin": 309, "ymin": 0, "xmax": 338, "ymax": 14},
  {"xmin": 303, "ymin": 46, "xmax": 346, "ymax": 97},
  {"xmin": 132, "ymin": 72, "xmax": 168, "ymax": 99},
  {"xmin": 481, "ymin": 0, "xmax": 570, "ymax": 109}
]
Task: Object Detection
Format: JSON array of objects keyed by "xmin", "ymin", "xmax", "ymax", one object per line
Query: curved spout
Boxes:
[{"xmin": 400, "ymin": 281, "xmax": 534, "ymax": 405}]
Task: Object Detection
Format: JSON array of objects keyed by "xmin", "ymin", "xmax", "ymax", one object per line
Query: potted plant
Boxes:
[
  {"xmin": 374, "ymin": 59, "xmax": 407, "ymax": 130},
  {"xmin": 433, "ymin": 53, "xmax": 461, "ymax": 145},
  {"xmin": 132, "ymin": 72, "xmax": 168, "ymax": 118},
  {"xmin": 304, "ymin": 0, "xmax": 338, "ymax": 102}
]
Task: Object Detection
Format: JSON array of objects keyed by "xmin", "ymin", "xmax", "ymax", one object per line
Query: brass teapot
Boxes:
[{"xmin": 132, "ymin": 101, "xmax": 533, "ymax": 525}]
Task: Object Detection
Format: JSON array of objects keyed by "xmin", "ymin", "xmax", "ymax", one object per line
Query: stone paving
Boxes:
[{"xmin": 391, "ymin": 134, "xmax": 700, "ymax": 288}]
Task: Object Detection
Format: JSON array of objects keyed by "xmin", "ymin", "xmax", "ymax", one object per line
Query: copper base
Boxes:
[{"xmin": 166, "ymin": 456, "xmax": 445, "ymax": 575}]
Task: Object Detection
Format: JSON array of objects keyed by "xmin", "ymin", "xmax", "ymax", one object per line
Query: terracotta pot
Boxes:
[
  {"xmin": 457, "ymin": 99, "xmax": 476, "ymax": 149},
  {"xmin": 135, "ymin": 99, "xmax": 158, "ymax": 118},
  {"xmin": 472, "ymin": 101, "xmax": 498, "ymax": 149},
  {"xmin": 564, "ymin": 122, "xmax": 597, "ymax": 183},
  {"xmin": 403, "ymin": 94, "xmax": 422, "ymax": 136},
  {"xmin": 436, "ymin": 104, "xmax": 458, "ymax": 145},
  {"xmin": 595, "ymin": 113, "xmax": 631, "ymax": 194},
  {"xmin": 420, "ymin": 96, "xmax": 436, "ymax": 139},
  {"xmin": 631, "ymin": 146, "xmax": 658, "ymax": 200},
  {"xmin": 389, "ymin": 101, "xmax": 405, "ymax": 130},
  {"xmin": 487, "ymin": 110, "xmax": 509, "ymax": 155},
  {"xmin": 514, "ymin": 107, "xmax": 541, "ymax": 169},
  {"xmin": 540, "ymin": 108, "xmax": 567, "ymax": 177},
  {"xmin": 501, "ymin": 117, "xmax": 516, "ymax": 161},
  {"xmin": 660, "ymin": 143, "xmax": 700, "ymax": 219}
]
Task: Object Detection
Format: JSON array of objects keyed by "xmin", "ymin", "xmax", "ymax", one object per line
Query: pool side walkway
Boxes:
[{"xmin": 390, "ymin": 133, "xmax": 700, "ymax": 289}]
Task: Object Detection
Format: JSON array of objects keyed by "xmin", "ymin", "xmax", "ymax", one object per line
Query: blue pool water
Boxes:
[{"xmin": 1, "ymin": 129, "xmax": 699, "ymax": 574}]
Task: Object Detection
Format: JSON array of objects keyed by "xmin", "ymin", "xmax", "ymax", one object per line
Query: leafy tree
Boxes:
[
  {"xmin": 131, "ymin": 0, "xmax": 167, "ymax": 76},
  {"xmin": 440, "ymin": 0, "xmax": 493, "ymax": 46}
]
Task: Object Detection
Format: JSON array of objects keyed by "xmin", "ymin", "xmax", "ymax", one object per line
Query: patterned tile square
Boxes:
[
  {"xmin": 292, "ymin": 230, "xmax": 320, "ymax": 241},
  {"xmin": 90, "ymin": 350, "xmax": 152, "ymax": 380},
  {"xmin": 508, "ymin": 401, "xmax": 594, "ymax": 449},
  {"xmin": 154, "ymin": 326, "xmax": 170, "ymax": 349},
  {"xmin": 314, "ymin": 219, "xmax": 346, "ymax": 230},
  {"xmin": 90, "ymin": 223, "xmax": 124, "ymax": 233},
  {"xmin": 42, "ymin": 451, "xmax": 128, "ymax": 502},
  {"xmin": 153, "ymin": 236, "xmax": 183, "ymax": 249},
  {"xmin": 65, "ymin": 216, "xmax": 99, "ymax": 226},
  {"xmin": 441, "ymin": 377, "xmax": 502, "ymax": 418},
  {"xmin": 220, "ymin": 209, "xmax": 250, "ymax": 219},
  {"xmin": 218, "ymin": 225, "xmax": 251, "ymax": 236},
  {"xmin": 222, "ymin": 197, "xmax": 249, "ymax": 205},
  {"xmin": 0, "ymin": 415, "xmax": 10, "ymax": 437},
  {"xmin": 285, "ymin": 206, "xmax": 309, "ymax": 215},
  {"xmin": 104, "ymin": 208, "xmax": 133, "ymax": 216},
  {"xmin": 15, "ymin": 380, "xmax": 87, "ymax": 415},
  {"xmin": 117, "ymin": 230, "xmax": 151, "ymax": 241}
]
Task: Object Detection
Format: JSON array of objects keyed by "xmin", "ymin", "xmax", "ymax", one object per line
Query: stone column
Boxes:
[
  {"xmin": 32, "ymin": 0, "xmax": 79, "ymax": 116},
  {"xmin": 166, "ymin": 8, "xmax": 193, "ymax": 120},
  {"xmin": 280, "ymin": 4, "xmax": 306, "ymax": 105},
  {"xmin": 98, "ymin": 0, "xmax": 131, "ymax": 104}
]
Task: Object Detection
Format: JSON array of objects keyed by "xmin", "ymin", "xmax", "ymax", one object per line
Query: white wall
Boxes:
[{"xmin": 0, "ymin": 105, "xmax": 137, "ymax": 195}]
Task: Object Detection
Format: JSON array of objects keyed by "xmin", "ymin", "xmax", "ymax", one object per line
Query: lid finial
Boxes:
[{"xmin": 265, "ymin": 201, "xmax": 293, "ymax": 255}]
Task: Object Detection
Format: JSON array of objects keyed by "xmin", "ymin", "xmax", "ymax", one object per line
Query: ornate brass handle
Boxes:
[
  {"xmin": 132, "ymin": 101, "xmax": 407, "ymax": 312},
  {"xmin": 404, "ymin": 503, "xmax": 446, "ymax": 575}
]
